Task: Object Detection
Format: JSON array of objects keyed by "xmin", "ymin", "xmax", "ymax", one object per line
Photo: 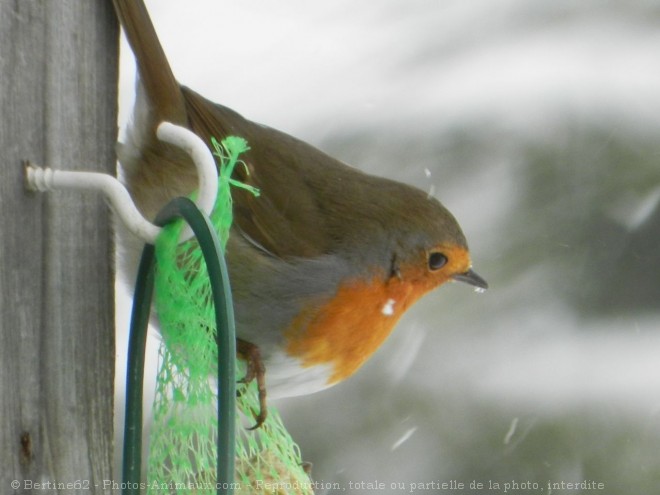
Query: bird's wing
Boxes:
[{"xmin": 182, "ymin": 87, "xmax": 333, "ymax": 258}]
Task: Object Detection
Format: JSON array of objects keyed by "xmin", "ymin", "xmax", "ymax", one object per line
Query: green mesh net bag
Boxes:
[{"xmin": 147, "ymin": 136, "xmax": 314, "ymax": 494}]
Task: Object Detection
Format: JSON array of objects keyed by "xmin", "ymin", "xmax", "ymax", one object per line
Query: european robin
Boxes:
[{"xmin": 114, "ymin": 0, "xmax": 488, "ymax": 427}]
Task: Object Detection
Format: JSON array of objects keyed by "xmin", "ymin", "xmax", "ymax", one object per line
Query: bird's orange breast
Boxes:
[{"xmin": 283, "ymin": 266, "xmax": 442, "ymax": 384}]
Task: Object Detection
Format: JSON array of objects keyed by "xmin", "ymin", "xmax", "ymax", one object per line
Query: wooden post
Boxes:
[{"xmin": 0, "ymin": 1, "xmax": 118, "ymax": 492}]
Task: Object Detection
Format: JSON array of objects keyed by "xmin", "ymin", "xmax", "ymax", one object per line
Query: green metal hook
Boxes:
[{"xmin": 122, "ymin": 196, "xmax": 236, "ymax": 495}]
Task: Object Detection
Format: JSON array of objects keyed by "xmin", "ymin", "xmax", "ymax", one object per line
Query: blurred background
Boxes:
[{"xmin": 116, "ymin": 0, "xmax": 660, "ymax": 492}]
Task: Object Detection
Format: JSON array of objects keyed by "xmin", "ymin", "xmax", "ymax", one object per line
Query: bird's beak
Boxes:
[{"xmin": 452, "ymin": 268, "xmax": 488, "ymax": 291}]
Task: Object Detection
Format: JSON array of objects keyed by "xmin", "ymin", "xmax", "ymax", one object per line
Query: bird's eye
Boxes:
[{"xmin": 428, "ymin": 252, "xmax": 448, "ymax": 271}]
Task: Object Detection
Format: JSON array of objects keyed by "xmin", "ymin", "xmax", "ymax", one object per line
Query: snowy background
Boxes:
[{"xmin": 116, "ymin": 1, "xmax": 660, "ymax": 492}]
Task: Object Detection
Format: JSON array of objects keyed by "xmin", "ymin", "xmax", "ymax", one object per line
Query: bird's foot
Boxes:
[{"xmin": 237, "ymin": 338, "xmax": 267, "ymax": 429}]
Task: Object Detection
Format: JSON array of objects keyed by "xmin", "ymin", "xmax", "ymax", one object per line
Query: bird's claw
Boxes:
[{"xmin": 237, "ymin": 339, "xmax": 268, "ymax": 429}]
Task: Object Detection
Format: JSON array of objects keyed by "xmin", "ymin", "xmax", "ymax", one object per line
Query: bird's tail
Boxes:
[
  {"xmin": 113, "ymin": 0, "xmax": 199, "ymax": 222},
  {"xmin": 113, "ymin": 0, "xmax": 187, "ymax": 128}
]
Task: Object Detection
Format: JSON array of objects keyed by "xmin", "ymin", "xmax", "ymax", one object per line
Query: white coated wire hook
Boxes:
[{"xmin": 25, "ymin": 122, "xmax": 218, "ymax": 244}]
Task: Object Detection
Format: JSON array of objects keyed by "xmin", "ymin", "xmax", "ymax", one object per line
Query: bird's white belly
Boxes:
[{"xmin": 263, "ymin": 351, "xmax": 335, "ymax": 399}]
